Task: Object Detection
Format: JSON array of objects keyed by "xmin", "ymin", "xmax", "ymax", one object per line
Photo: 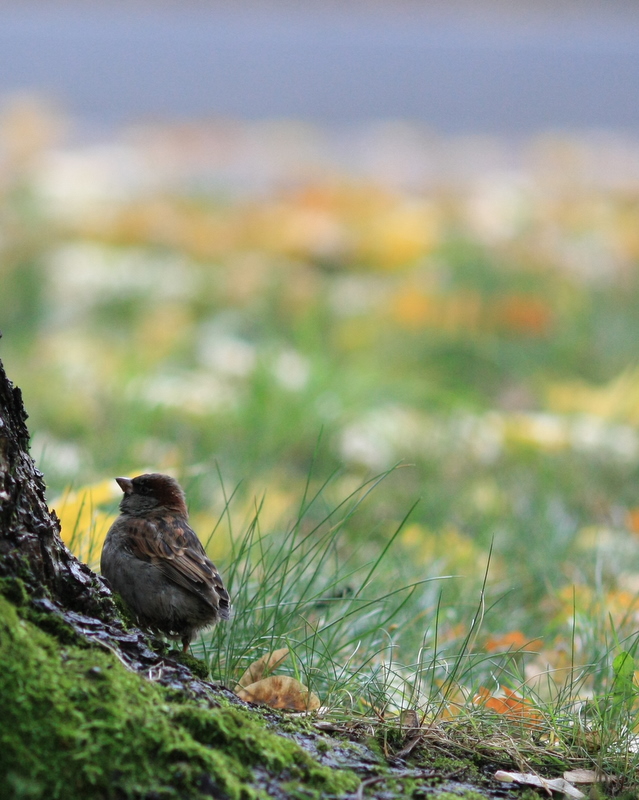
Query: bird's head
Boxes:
[{"xmin": 116, "ymin": 473, "xmax": 188, "ymax": 516}]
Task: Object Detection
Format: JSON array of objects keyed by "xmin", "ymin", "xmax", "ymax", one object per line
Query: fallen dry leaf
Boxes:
[
  {"xmin": 235, "ymin": 648, "xmax": 290, "ymax": 691},
  {"xmin": 495, "ymin": 770, "xmax": 584, "ymax": 799},
  {"xmin": 484, "ymin": 630, "xmax": 543, "ymax": 654},
  {"xmin": 398, "ymin": 709, "xmax": 420, "ymax": 729},
  {"xmin": 236, "ymin": 675, "xmax": 321, "ymax": 711},
  {"xmin": 563, "ymin": 769, "xmax": 610, "ymax": 784},
  {"xmin": 627, "ymin": 507, "xmax": 639, "ymax": 534},
  {"xmin": 474, "ymin": 686, "xmax": 542, "ymax": 728}
]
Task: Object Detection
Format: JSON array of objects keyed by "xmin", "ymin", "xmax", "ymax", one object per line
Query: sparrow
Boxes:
[{"xmin": 100, "ymin": 473, "xmax": 231, "ymax": 652}]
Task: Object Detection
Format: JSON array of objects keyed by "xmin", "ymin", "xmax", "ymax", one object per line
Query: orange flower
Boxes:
[
  {"xmin": 492, "ymin": 294, "xmax": 552, "ymax": 336},
  {"xmin": 391, "ymin": 289, "xmax": 434, "ymax": 329},
  {"xmin": 485, "ymin": 631, "xmax": 543, "ymax": 654},
  {"xmin": 627, "ymin": 508, "xmax": 639, "ymax": 534}
]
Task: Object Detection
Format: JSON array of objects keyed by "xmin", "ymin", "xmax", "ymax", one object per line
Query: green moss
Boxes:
[
  {"xmin": 0, "ymin": 594, "xmax": 359, "ymax": 799},
  {"xmin": 420, "ymin": 753, "xmax": 480, "ymax": 781},
  {"xmin": 519, "ymin": 791, "xmax": 545, "ymax": 800},
  {"xmin": 362, "ymin": 735, "xmax": 385, "ymax": 759},
  {"xmin": 0, "ymin": 575, "xmax": 29, "ymax": 606},
  {"xmin": 167, "ymin": 648, "xmax": 210, "ymax": 679},
  {"xmin": 109, "ymin": 590, "xmax": 136, "ymax": 629},
  {"xmin": 23, "ymin": 606, "xmax": 86, "ymax": 645},
  {"xmin": 376, "ymin": 722, "xmax": 406, "ymax": 752}
]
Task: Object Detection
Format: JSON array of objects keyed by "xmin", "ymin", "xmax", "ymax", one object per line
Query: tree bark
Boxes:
[{"xmin": 0, "ymin": 352, "xmax": 67, "ymax": 596}]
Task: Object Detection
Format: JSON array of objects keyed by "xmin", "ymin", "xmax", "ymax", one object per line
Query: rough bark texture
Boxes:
[{"xmin": 0, "ymin": 355, "xmax": 66, "ymax": 594}]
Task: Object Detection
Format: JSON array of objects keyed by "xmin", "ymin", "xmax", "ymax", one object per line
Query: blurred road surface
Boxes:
[{"xmin": 1, "ymin": 1, "xmax": 639, "ymax": 133}]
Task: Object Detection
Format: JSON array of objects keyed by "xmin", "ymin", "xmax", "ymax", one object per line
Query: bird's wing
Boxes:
[{"xmin": 124, "ymin": 515, "xmax": 230, "ymax": 614}]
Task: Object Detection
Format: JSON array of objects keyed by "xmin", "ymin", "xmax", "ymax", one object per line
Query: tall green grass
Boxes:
[
  {"xmin": 197, "ymin": 466, "xmax": 445, "ymax": 709},
  {"xmin": 183, "ymin": 466, "xmax": 639, "ymax": 780}
]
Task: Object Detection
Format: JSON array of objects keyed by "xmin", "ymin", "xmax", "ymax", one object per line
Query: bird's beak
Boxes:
[{"xmin": 115, "ymin": 477, "xmax": 134, "ymax": 495}]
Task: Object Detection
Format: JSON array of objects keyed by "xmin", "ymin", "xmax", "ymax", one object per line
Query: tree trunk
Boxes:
[{"xmin": 0, "ymin": 351, "xmax": 70, "ymax": 598}]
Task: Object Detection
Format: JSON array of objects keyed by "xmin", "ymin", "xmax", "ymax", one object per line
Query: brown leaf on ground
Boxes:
[
  {"xmin": 474, "ymin": 686, "xmax": 542, "ymax": 728},
  {"xmin": 237, "ymin": 675, "xmax": 321, "ymax": 711},
  {"xmin": 398, "ymin": 709, "xmax": 420, "ymax": 729},
  {"xmin": 495, "ymin": 771, "xmax": 584, "ymax": 799},
  {"xmin": 484, "ymin": 630, "xmax": 543, "ymax": 654},
  {"xmin": 235, "ymin": 648, "xmax": 290, "ymax": 691},
  {"xmin": 563, "ymin": 769, "xmax": 611, "ymax": 784}
]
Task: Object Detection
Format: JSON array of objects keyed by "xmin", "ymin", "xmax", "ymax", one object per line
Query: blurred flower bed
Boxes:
[{"xmin": 3, "ymin": 96, "xmax": 639, "ymax": 691}]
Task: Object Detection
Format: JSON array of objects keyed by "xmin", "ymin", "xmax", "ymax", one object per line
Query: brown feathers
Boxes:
[{"xmin": 101, "ymin": 473, "xmax": 230, "ymax": 652}]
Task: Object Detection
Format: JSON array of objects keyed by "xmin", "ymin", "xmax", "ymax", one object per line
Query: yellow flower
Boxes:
[
  {"xmin": 546, "ymin": 367, "xmax": 639, "ymax": 424},
  {"xmin": 52, "ymin": 479, "xmax": 121, "ymax": 570},
  {"xmin": 356, "ymin": 201, "xmax": 440, "ymax": 269}
]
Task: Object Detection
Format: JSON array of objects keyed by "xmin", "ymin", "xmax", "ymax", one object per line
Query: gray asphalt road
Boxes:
[{"xmin": 1, "ymin": 1, "xmax": 639, "ymax": 133}]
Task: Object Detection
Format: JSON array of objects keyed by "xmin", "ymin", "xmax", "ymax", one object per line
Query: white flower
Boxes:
[
  {"xmin": 329, "ymin": 275, "xmax": 388, "ymax": 317},
  {"xmin": 130, "ymin": 371, "xmax": 237, "ymax": 415},
  {"xmin": 338, "ymin": 406, "xmax": 425, "ymax": 470},
  {"xmin": 452, "ymin": 412, "xmax": 505, "ymax": 463},
  {"xmin": 48, "ymin": 242, "xmax": 197, "ymax": 314},
  {"xmin": 569, "ymin": 414, "xmax": 639, "ymax": 460},
  {"xmin": 198, "ymin": 334, "xmax": 257, "ymax": 378},
  {"xmin": 272, "ymin": 349, "xmax": 310, "ymax": 391},
  {"xmin": 465, "ymin": 172, "xmax": 533, "ymax": 244},
  {"xmin": 36, "ymin": 144, "xmax": 147, "ymax": 222}
]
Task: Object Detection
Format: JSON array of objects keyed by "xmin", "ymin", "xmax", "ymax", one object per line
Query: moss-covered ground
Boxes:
[
  {"xmin": 2, "ymin": 585, "xmax": 561, "ymax": 800},
  {"xmin": 0, "ymin": 593, "xmax": 360, "ymax": 799}
]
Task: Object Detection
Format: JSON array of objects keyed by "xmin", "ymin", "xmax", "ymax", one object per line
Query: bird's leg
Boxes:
[{"xmin": 182, "ymin": 636, "xmax": 190, "ymax": 654}]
